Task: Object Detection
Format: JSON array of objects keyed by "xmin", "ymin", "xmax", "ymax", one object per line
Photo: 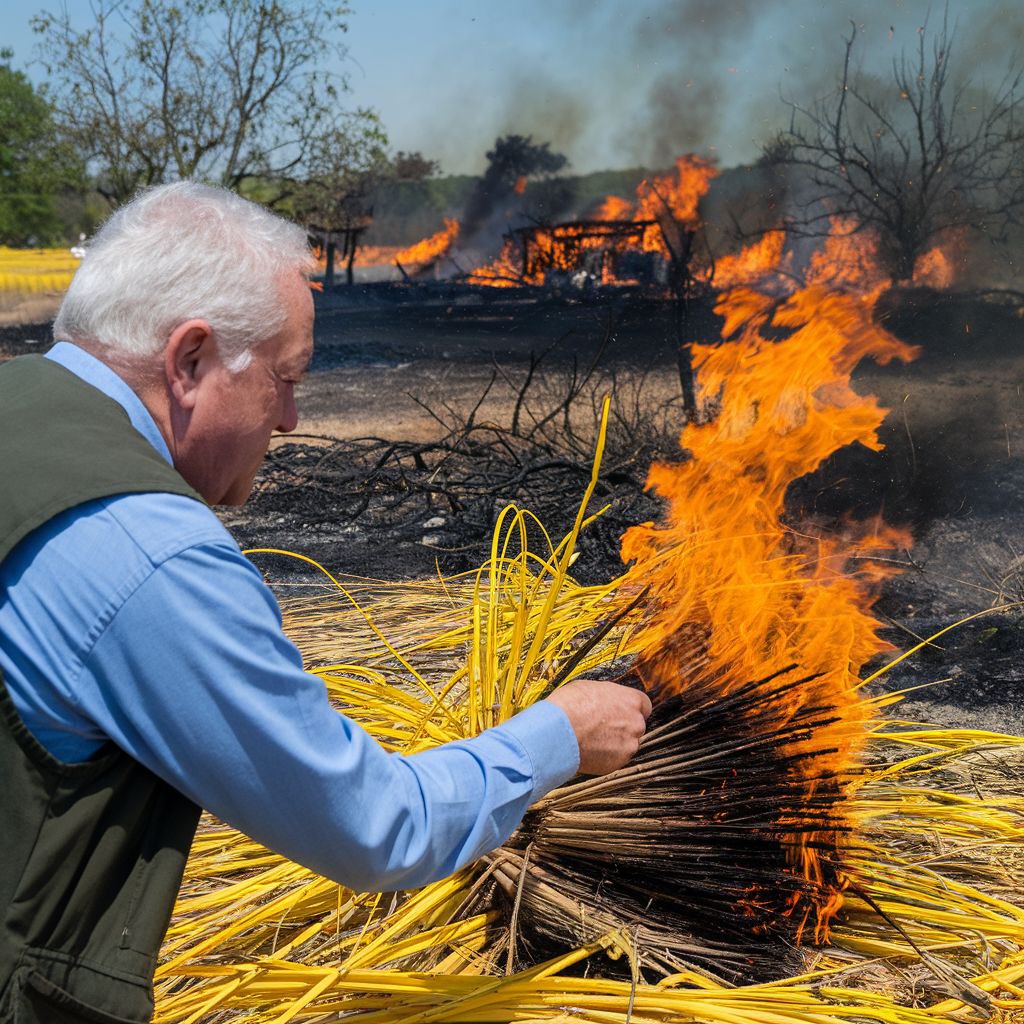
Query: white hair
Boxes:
[{"xmin": 54, "ymin": 181, "xmax": 316, "ymax": 372}]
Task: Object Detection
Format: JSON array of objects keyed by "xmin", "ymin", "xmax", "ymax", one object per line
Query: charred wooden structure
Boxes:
[
  {"xmin": 309, "ymin": 221, "xmax": 371, "ymax": 288},
  {"xmin": 505, "ymin": 219, "xmax": 664, "ymax": 286}
]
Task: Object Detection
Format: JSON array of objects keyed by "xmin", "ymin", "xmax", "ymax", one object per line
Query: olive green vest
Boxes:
[{"xmin": 0, "ymin": 355, "xmax": 205, "ymax": 1023}]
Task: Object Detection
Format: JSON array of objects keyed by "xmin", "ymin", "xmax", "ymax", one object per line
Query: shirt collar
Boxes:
[{"xmin": 45, "ymin": 341, "xmax": 174, "ymax": 466}]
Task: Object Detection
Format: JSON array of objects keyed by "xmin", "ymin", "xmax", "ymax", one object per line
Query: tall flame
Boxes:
[
  {"xmin": 804, "ymin": 218, "xmax": 886, "ymax": 294},
  {"xmin": 714, "ymin": 230, "xmax": 789, "ymax": 289},
  {"xmin": 804, "ymin": 216, "xmax": 965, "ymax": 293},
  {"xmin": 635, "ymin": 155, "xmax": 718, "ymax": 236},
  {"xmin": 593, "ymin": 195, "xmax": 634, "ymax": 221},
  {"xmin": 621, "ymin": 277, "xmax": 919, "ymax": 938},
  {"xmin": 395, "ymin": 218, "xmax": 461, "ymax": 267}
]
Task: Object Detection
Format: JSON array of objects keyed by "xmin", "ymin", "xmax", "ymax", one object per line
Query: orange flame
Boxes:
[
  {"xmin": 593, "ymin": 195, "xmax": 634, "ymax": 221},
  {"xmin": 467, "ymin": 219, "xmax": 659, "ymax": 288},
  {"xmin": 467, "ymin": 155, "xmax": 718, "ymax": 287},
  {"xmin": 804, "ymin": 218, "xmax": 965, "ymax": 293},
  {"xmin": 634, "ymin": 155, "xmax": 718, "ymax": 260},
  {"xmin": 914, "ymin": 229, "xmax": 966, "ymax": 289},
  {"xmin": 464, "ymin": 152, "xmax": 966, "ymax": 298},
  {"xmin": 635, "ymin": 155, "xmax": 717, "ymax": 232},
  {"xmin": 466, "ymin": 245, "xmax": 522, "ymax": 287},
  {"xmin": 395, "ymin": 218, "xmax": 461, "ymax": 266},
  {"xmin": 346, "ymin": 243, "xmax": 401, "ymax": 268},
  {"xmin": 914, "ymin": 246, "xmax": 953, "ymax": 289},
  {"xmin": 804, "ymin": 217, "xmax": 886, "ymax": 295},
  {"xmin": 621, "ymin": 277, "xmax": 919, "ymax": 939},
  {"xmin": 714, "ymin": 230, "xmax": 789, "ymax": 289}
]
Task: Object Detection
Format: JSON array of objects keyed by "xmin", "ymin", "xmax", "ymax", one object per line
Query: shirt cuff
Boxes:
[{"xmin": 495, "ymin": 700, "xmax": 580, "ymax": 799}]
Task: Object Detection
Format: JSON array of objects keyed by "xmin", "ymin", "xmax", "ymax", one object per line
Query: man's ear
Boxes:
[{"xmin": 164, "ymin": 319, "xmax": 216, "ymax": 412}]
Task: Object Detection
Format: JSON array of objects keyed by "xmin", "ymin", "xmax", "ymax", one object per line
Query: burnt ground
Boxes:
[
  {"xmin": 4, "ymin": 283, "xmax": 1023, "ymax": 733},
  {"xmin": 793, "ymin": 288, "xmax": 1024, "ymax": 733}
]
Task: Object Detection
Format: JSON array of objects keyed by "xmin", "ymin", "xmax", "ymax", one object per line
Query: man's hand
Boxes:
[{"xmin": 544, "ymin": 679, "xmax": 653, "ymax": 775}]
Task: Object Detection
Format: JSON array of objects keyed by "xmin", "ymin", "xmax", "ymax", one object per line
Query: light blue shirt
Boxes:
[{"xmin": 0, "ymin": 343, "xmax": 579, "ymax": 891}]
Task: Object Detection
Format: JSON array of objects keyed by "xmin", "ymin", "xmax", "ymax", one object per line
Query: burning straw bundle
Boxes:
[
  {"xmin": 155, "ymin": 284, "xmax": 1024, "ymax": 1022},
  {"xmin": 478, "ymin": 665, "xmax": 855, "ymax": 983}
]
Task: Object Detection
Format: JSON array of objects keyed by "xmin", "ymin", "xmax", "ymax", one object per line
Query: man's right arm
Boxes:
[{"xmin": 73, "ymin": 539, "xmax": 647, "ymax": 891}]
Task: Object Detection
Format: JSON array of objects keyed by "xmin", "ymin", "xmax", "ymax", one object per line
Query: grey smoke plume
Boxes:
[
  {"xmin": 612, "ymin": 0, "xmax": 760, "ymax": 168},
  {"xmin": 428, "ymin": 0, "xmax": 1023, "ymax": 174}
]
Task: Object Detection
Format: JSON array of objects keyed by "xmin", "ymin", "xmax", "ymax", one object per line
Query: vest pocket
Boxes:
[{"xmin": 13, "ymin": 970, "xmax": 150, "ymax": 1024}]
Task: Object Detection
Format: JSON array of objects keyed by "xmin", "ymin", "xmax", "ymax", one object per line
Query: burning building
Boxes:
[{"xmin": 337, "ymin": 149, "xmax": 966, "ymax": 302}]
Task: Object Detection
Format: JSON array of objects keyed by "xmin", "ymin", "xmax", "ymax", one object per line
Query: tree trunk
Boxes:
[
  {"xmin": 346, "ymin": 243, "xmax": 356, "ymax": 286},
  {"xmin": 677, "ymin": 343, "xmax": 698, "ymax": 421},
  {"xmin": 324, "ymin": 241, "xmax": 336, "ymax": 290},
  {"xmin": 888, "ymin": 238, "xmax": 919, "ymax": 284},
  {"xmin": 672, "ymin": 283, "xmax": 699, "ymax": 421}
]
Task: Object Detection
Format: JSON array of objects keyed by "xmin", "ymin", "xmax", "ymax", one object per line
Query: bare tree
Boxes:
[
  {"xmin": 655, "ymin": 207, "xmax": 714, "ymax": 420},
  {"xmin": 32, "ymin": 0, "xmax": 383, "ymax": 207},
  {"xmin": 638, "ymin": 165, "xmax": 717, "ymax": 420},
  {"xmin": 773, "ymin": 12, "xmax": 1024, "ymax": 282}
]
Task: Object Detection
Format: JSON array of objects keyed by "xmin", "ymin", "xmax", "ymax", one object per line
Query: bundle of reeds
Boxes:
[
  {"xmin": 155, "ymin": 494, "xmax": 1024, "ymax": 1021},
  {"xmin": 472, "ymin": 665, "xmax": 857, "ymax": 981}
]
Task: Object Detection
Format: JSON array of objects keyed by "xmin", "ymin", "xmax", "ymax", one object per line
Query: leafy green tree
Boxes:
[
  {"xmin": 391, "ymin": 151, "xmax": 439, "ymax": 183},
  {"xmin": 0, "ymin": 49, "xmax": 80, "ymax": 245},
  {"xmin": 32, "ymin": 0, "xmax": 384, "ymax": 207}
]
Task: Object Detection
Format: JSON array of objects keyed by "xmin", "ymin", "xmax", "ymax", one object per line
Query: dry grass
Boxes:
[{"xmin": 156, "ymin": 442, "xmax": 1024, "ymax": 1022}]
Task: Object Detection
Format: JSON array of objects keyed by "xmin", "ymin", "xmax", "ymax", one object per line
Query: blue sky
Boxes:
[{"xmin": 2, "ymin": 1, "xmax": 1021, "ymax": 174}]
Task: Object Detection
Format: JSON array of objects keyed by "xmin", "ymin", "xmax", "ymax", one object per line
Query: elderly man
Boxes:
[{"xmin": 0, "ymin": 183, "xmax": 650, "ymax": 1023}]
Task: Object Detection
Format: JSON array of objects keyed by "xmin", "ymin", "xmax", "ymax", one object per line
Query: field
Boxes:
[
  {"xmin": 3, "ymin": 280, "xmax": 1024, "ymax": 1021},
  {"xmin": 4, "ymin": 285, "xmax": 1023, "ymax": 735},
  {"xmin": 0, "ymin": 246, "xmax": 77, "ymax": 326}
]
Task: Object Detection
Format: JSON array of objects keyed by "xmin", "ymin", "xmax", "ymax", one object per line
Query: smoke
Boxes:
[
  {"xmin": 956, "ymin": 5, "xmax": 1024, "ymax": 75},
  {"xmin": 623, "ymin": 76, "xmax": 724, "ymax": 170},
  {"xmin": 449, "ymin": 133, "xmax": 577, "ymax": 266},
  {"xmin": 453, "ymin": 76, "xmax": 585, "ymax": 246},
  {"xmin": 610, "ymin": 0, "xmax": 758, "ymax": 168},
  {"xmin": 495, "ymin": 72, "xmax": 587, "ymax": 160},
  {"xmin": 512, "ymin": 0, "xmax": 878, "ymax": 172},
  {"xmin": 399, "ymin": 0, "xmax": 1020, "ymax": 175}
]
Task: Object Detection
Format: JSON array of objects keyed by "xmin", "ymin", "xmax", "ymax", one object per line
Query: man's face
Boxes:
[{"xmin": 176, "ymin": 271, "xmax": 314, "ymax": 505}]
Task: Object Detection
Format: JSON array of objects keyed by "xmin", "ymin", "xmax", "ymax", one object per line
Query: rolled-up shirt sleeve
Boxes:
[{"xmin": 74, "ymin": 541, "xmax": 579, "ymax": 892}]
